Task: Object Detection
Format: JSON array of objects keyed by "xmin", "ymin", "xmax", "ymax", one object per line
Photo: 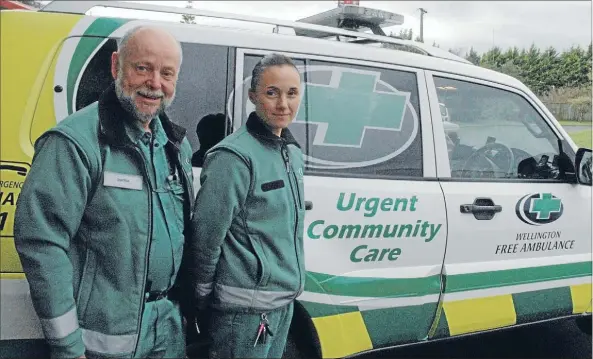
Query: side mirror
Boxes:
[{"xmin": 575, "ymin": 148, "xmax": 592, "ymax": 186}]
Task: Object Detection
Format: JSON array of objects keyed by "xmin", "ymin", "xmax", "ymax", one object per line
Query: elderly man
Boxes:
[{"xmin": 14, "ymin": 25, "xmax": 193, "ymax": 359}]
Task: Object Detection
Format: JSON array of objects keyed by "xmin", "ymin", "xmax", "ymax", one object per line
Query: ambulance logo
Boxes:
[
  {"xmin": 516, "ymin": 193, "xmax": 563, "ymax": 225},
  {"xmin": 232, "ymin": 64, "xmax": 419, "ymax": 170},
  {"xmin": 293, "ymin": 69, "xmax": 408, "ymax": 148}
]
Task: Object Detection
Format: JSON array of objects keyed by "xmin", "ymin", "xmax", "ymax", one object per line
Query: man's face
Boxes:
[
  {"xmin": 249, "ymin": 65, "xmax": 301, "ymax": 134},
  {"xmin": 111, "ymin": 29, "xmax": 181, "ymax": 124}
]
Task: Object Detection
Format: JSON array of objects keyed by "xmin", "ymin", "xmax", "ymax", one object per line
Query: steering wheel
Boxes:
[{"xmin": 460, "ymin": 142, "xmax": 515, "ymax": 179}]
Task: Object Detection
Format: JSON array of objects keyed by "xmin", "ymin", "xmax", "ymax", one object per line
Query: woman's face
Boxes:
[{"xmin": 249, "ymin": 64, "xmax": 301, "ymax": 136}]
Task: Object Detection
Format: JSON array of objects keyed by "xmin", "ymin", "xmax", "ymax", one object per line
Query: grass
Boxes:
[{"xmin": 569, "ymin": 129, "xmax": 593, "ymax": 148}]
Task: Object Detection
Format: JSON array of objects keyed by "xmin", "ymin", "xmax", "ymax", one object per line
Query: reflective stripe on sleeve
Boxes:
[{"xmin": 39, "ymin": 307, "xmax": 79, "ymax": 340}]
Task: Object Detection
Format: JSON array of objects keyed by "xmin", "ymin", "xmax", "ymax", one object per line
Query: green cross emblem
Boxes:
[
  {"xmin": 295, "ymin": 71, "xmax": 409, "ymax": 147},
  {"xmin": 530, "ymin": 193, "xmax": 562, "ymax": 220}
]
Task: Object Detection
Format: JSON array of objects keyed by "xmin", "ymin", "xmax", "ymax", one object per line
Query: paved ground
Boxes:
[
  {"xmin": 364, "ymin": 318, "xmax": 591, "ymax": 359},
  {"xmin": 563, "ymin": 125, "xmax": 592, "ymax": 133}
]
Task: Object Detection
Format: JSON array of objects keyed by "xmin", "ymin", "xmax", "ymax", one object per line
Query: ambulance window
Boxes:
[
  {"xmin": 433, "ymin": 76, "xmax": 564, "ymax": 180},
  {"xmin": 303, "ymin": 60, "xmax": 422, "ymax": 178},
  {"xmin": 75, "ymin": 38, "xmax": 118, "ymax": 111},
  {"xmin": 166, "ymin": 44, "xmax": 233, "ymax": 168},
  {"xmin": 75, "ymin": 42, "xmax": 234, "ymax": 167}
]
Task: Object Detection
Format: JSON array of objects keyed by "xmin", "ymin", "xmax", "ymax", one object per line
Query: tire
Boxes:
[
  {"xmin": 576, "ymin": 315, "xmax": 592, "ymax": 335},
  {"xmin": 282, "ymin": 332, "xmax": 305, "ymax": 359},
  {"xmin": 186, "ymin": 341, "xmax": 209, "ymax": 359},
  {"xmin": 283, "ymin": 302, "xmax": 320, "ymax": 359}
]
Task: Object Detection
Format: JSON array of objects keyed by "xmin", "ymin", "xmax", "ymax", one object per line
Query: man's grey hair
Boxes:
[
  {"xmin": 250, "ymin": 53, "xmax": 300, "ymax": 91},
  {"xmin": 116, "ymin": 25, "xmax": 183, "ymax": 69}
]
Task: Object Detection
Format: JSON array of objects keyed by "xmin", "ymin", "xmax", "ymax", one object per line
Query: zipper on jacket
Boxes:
[
  {"xmin": 280, "ymin": 142, "xmax": 303, "ymax": 298},
  {"xmin": 281, "ymin": 144, "xmax": 302, "ymax": 209},
  {"xmin": 128, "ymin": 145, "xmax": 153, "ymax": 357},
  {"xmin": 281, "ymin": 144, "xmax": 291, "ymax": 174},
  {"xmin": 291, "ymin": 171, "xmax": 303, "ymax": 210}
]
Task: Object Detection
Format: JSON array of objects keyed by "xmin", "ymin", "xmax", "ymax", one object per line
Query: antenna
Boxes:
[{"xmin": 418, "ymin": 8, "xmax": 428, "ymax": 43}]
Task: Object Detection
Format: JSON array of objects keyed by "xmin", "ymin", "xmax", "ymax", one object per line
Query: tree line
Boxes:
[
  {"xmin": 466, "ymin": 44, "xmax": 592, "ymax": 97},
  {"xmin": 389, "ymin": 28, "xmax": 592, "ymax": 97}
]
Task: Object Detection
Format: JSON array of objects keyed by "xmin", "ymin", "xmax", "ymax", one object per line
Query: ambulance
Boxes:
[{"xmin": 1, "ymin": 1, "xmax": 591, "ymax": 357}]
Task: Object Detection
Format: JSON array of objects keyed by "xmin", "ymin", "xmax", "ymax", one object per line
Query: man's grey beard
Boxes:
[{"xmin": 115, "ymin": 71, "xmax": 175, "ymax": 124}]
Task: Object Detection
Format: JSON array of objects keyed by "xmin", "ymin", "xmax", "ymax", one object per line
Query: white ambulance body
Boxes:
[{"xmin": 1, "ymin": 1, "xmax": 591, "ymax": 357}]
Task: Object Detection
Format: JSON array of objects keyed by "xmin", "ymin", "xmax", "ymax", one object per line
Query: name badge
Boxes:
[{"xmin": 103, "ymin": 171, "xmax": 143, "ymax": 191}]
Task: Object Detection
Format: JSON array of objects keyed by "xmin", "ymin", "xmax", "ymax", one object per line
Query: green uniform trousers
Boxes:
[
  {"xmin": 208, "ymin": 302, "xmax": 294, "ymax": 359},
  {"xmin": 134, "ymin": 298, "xmax": 185, "ymax": 359}
]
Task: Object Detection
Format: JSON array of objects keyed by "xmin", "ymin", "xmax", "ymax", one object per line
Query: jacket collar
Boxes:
[
  {"xmin": 98, "ymin": 82, "xmax": 186, "ymax": 148},
  {"xmin": 245, "ymin": 112, "xmax": 301, "ymax": 149}
]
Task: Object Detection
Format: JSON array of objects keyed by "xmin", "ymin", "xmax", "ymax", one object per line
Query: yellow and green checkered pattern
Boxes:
[
  {"xmin": 439, "ymin": 282, "xmax": 591, "ymax": 336},
  {"xmin": 301, "ymin": 261, "xmax": 592, "ymax": 359},
  {"xmin": 302, "ymin": 282, "xmax": 591, "ymax": 358}
]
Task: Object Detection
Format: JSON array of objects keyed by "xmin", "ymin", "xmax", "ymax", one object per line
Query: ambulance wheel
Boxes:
[
  {"xmin": 283, "ymin": 302, "xmax": 320, "ymax": 359},
  {"xmin": 576, "ymin": 315, "xmax": 592, "ymax": 335},
  {"xmin": 283, "ymin": 333, "xmax": 305, "ymax": 359}
]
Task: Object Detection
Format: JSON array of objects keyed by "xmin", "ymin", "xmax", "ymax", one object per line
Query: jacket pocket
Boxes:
[
  {"xmin": 249, "ymin": 234, "xmax": 271, "ymax": 288},
  {"xmin": 76, "ymin": 248, "xmax": 97, "ymax": 325}
]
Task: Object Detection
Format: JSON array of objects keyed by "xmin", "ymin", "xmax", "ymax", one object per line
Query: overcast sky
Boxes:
[{"xmin": 49, "ymin": 1, "xmax": 592, "ymax": 56}]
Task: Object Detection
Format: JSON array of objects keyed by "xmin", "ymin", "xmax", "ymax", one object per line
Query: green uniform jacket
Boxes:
[
  {"xmin": 14, "ymin": 84, "xmax": 194, "ymax": 358},
  {"xmin": 190, "ymin": 112, "xmax": 306, "ymax": 314}
]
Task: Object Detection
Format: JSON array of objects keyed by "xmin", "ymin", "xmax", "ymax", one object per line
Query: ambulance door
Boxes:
[
  {"xmin": 426, "ymin": 71, "xmax": 592, "ymax": 339},
  {"xmin": 234, "ymin": 49, "xmax": 448, "ymax": 357}
]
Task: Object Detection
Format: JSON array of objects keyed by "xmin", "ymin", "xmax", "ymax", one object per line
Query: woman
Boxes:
[{"xmin": 189, "ymin": 53, "xmax": 306, "ymax": 359}]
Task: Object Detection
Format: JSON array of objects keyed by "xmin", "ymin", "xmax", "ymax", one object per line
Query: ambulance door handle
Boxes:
[
  {"xmin": 305, "ymin": 200, "xmax": 313, "ymax": 211},
  {"xmin": 460, "ymin": 204, "xmax": 502, "ymax": 213},
  {"xmin": 460, "ymin": 198, "xmax": 502, "ymax": 220}
]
